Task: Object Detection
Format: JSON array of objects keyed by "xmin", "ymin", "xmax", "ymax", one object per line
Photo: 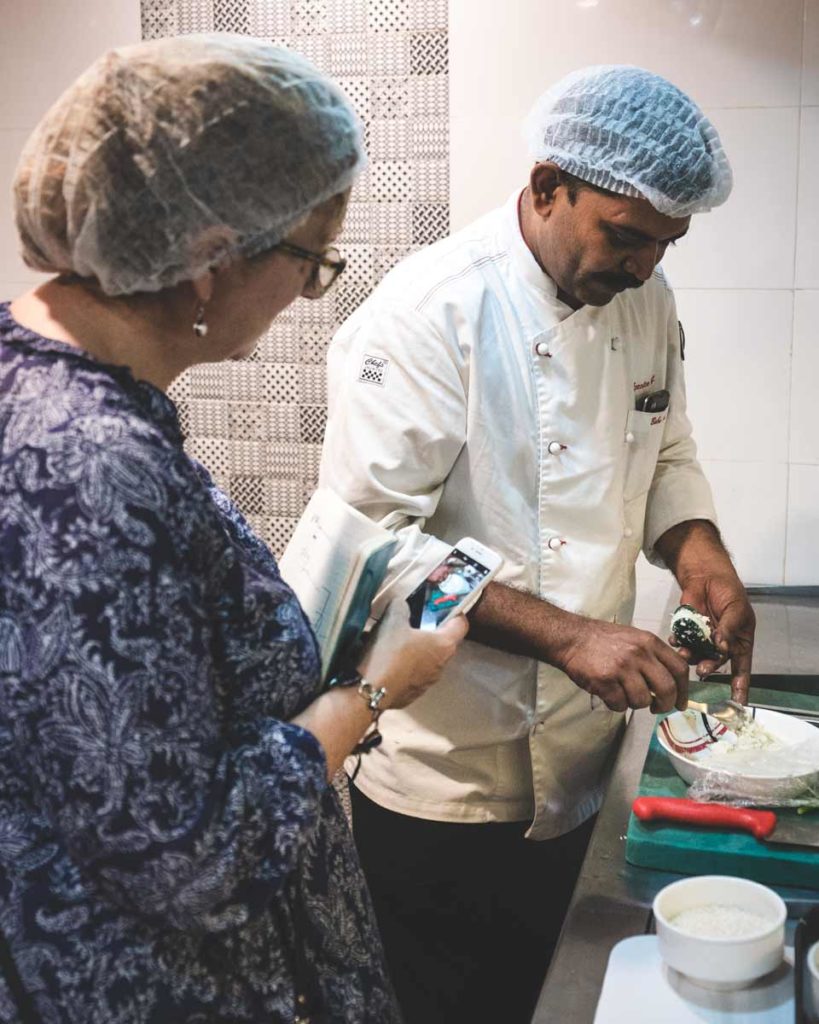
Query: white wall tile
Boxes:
[
  {"xmin": 0, "ymin": 129, "xmax": 46, "ymax": 284},
  {"xmin": 796, "ymin": 106, "xmax": 819, "ymax": 289},
  {"xmin": 805, "ymin": 0, "xmax": 819, "ymax": 106},
  {"xmin": 789, "ymin": 290, "xmax": 819, "ymax": 464},
  {"xmin": 449, "ymin": 0, "xmax": 804, "ymax": 227},
  {"xmin": 0, "ymin": 1, "xmax": 141, "ymax": 130},
  {"xmin": 634, "ymin": 554, "xmax": 674, "ymax": 631},
  {"xmin": 674, "ymin": 289, "xmax": 792, "ymax": 463},
  {"xmin": 699, "ymin": 460, "xmax": 787, "ymax": 584},
  {"xmin": 449, "ymin": 112, "xmax": 528, "ymax": 229},
  {"xmin": 449, "ymin": 0, "xmax": 803, "ymax": 112},
  {"xmin": 785, "ymin": 464, "xmax": 819, "ymax": 584},
  {"xmin": 0, "ymin": 283, "xmax": 37, "ymax": 303},
  {"xmin": 661, "ymin": 107, "xmax": 799, "ymax": 290}
]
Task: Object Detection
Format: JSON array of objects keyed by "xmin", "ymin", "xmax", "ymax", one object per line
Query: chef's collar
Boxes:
[{"xmin": 504, "ymin": 188, "xmax": 575, "ymax": 322}]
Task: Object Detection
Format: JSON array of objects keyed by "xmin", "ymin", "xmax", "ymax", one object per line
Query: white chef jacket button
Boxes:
[
  {"xmin": 547, "ymin": 441, "xmax": 564, "ymax": 455},
  {"xmin": 534, "ymin": 722, "xmax": 545, "ymax": 735},
  {"xmin": 547, "ymin": 536, "xmax": 563, "ymax": 551},
  {"xmin": 535, "ymin": 341, "xmax": 552, "ymax": 357},
  {"xmin": 623, "ymin": 526, "xmax": 634, "ymax": 538},
  {"xmin": 625, "ymin": 431, "xmax": 635, "ymax": 444}
]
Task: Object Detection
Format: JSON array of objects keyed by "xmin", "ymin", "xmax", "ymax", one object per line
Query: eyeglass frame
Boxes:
[{"xmin": 271, "ymin": 240, "xmax": 347, "ymax": 299}]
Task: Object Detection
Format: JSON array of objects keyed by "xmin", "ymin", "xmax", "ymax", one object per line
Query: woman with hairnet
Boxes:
[{"xmin": 0, "ymin": 34, "xmax": 467, "ymax": 1024}]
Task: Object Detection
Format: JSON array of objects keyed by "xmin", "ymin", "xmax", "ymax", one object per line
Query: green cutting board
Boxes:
[{"xmin": 625, "ymin": 681, "xmax": 819, "ymax": 890}]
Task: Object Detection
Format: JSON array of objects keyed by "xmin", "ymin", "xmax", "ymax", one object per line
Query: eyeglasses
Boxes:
[{"xmin": 272, "ymin": 241, "xmax": 347, "ymax": 299}]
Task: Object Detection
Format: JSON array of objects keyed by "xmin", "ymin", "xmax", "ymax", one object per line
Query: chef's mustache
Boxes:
[{"xmin": 594, "ymin": 272, "xmax": 643, "ymax": 290}]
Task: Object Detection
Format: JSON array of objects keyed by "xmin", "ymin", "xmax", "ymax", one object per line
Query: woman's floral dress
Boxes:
[{"xmin": 0, "ymin": 303, "xmax": 400, "ymax": 1024}]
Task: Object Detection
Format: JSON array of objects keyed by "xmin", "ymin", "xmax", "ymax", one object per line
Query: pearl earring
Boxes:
[{"xmin": 192, "ymin": 304, "xmax": 208, "ymax": 337}]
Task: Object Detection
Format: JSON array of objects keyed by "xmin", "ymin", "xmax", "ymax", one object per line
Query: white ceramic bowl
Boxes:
[
  {"xmin": 658, "ymin": 707, "xmax": 819, "ymax": 801},
  {"xmin": 653, "ymin": 875, "xmax": 786, "ymax": 990}
]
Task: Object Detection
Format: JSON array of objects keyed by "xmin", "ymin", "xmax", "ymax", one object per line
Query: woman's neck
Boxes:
[{"xmin": 10, "ymin": 279, "xmax": 193, "ymax": 392}]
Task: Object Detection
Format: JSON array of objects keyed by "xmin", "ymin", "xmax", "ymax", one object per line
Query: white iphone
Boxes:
[{"xmin": 406, "ymin": 537, "xmax": 503, "ymax": 630}]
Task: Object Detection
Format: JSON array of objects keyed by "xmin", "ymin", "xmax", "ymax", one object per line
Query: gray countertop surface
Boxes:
[{"xmin": 531, "ymin": 589, "xmax": 819, "ymax": 1024}]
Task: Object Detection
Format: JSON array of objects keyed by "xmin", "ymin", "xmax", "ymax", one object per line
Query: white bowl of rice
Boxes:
[
  {"xmin": 653, "ymin": 875, "xmax": 786, "ymax": 989},
  {"xmin": 658, "ymin": 706, "xmax": 819, "ymax": 801}
]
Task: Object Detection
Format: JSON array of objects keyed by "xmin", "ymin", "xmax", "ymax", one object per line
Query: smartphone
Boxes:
[
  {"xmin": 635, "ymin": 389, "xmax": 670, "ymax": 413},
  {"xmin": 406, "ymin": 537, "xmax": 503, "ymax": 631}
]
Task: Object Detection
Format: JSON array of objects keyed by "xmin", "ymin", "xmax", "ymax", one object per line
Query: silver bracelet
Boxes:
[{"xmin": 357, "ymin": 677, "xmax": 387, "ymax": 713}]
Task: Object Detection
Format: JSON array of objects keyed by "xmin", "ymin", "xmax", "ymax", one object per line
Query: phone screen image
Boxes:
[{"xmin": 407, "ymin": 548, "xmax": 492, "ymax": 630}]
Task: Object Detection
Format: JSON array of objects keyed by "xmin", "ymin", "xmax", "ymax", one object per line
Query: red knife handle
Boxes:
[{"xmin": 632, "ymin": 796, "xmax": 777, "ymax": 839}]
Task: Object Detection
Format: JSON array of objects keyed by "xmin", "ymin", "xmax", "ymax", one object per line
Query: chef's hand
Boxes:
[
  {"xmin": 555, "ymin": 618, "xmax": 690, "ymax": 714},
  {"xmin": 669, "ymin": 573, "xmax": 755, "ymax": 705}
]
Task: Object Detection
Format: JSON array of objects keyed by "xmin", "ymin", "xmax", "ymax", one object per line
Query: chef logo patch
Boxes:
[{"xmin": 358, "ymin": 354, "xmax": 389, "ymax": 387}]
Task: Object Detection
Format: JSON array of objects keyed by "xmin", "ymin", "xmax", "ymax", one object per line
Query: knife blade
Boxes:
[{"xmin": 632, "ymin": 795, "xmax": 819, "ymax": 849}]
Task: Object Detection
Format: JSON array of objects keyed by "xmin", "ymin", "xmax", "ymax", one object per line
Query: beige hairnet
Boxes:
[{"xmin": 13, "ymin": 34, "xmax": 365, "ymax": 295}]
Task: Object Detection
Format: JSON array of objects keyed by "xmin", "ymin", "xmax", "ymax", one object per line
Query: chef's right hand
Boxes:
[
  {"xmin": 555, "ymin": 618, "xmax": 690, "ymax": 713},
  {"xmin": 357, "ymin": 599, "xmax": 468, "ymax": 710}
]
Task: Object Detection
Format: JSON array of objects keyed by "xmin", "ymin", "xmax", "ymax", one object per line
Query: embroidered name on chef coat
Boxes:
[{"xmin": 359, "ymin": 354, "xmax": 390, "ymax": 386}]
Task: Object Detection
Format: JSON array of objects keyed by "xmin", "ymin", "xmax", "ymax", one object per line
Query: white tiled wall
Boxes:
[
  {"xmin": 1, "ymin": 2, "xmax": 815, "ymax": 623},
  {"xmin": 0, "ymin": 0, "xmax": 141, "ymax": 299},
  {"xmin": 450, "ymin": 0, "xmax": 819, "ymax": 625}
]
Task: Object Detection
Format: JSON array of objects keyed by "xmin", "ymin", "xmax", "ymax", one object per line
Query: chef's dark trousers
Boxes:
[{"xmin": 350, "ymin": 784, "xmax": 594, "ymax": 1024}]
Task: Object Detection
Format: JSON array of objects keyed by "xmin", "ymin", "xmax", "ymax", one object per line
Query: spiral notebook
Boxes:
[{"xmin": 279, "ymin": 488, "xmax": 397, "ymax": 684}]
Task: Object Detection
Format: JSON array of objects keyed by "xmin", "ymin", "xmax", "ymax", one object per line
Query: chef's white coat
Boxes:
[{"xmin": 319, "ymin": 191, "xmax": 716, "ymax": 839}]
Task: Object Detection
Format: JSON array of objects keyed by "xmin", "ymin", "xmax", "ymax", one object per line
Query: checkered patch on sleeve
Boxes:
[{"xmin": 358, "ymin": 354, "xmax": 390, "ymax": 387}]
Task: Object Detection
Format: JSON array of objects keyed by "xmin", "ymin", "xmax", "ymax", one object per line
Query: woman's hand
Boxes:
[{"xmin": 357, "ymin": 599, "xmax": 469, "ymax": 709}]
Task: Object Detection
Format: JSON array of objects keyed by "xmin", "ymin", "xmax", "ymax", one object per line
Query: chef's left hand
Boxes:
[{"xmin": 669, "ymin": 573, "xmax": 755, "ymax": 704}]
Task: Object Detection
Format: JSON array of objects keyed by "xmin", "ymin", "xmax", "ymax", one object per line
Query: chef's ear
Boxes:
[{"xmin": 530, "ymin": 162, "xmax": 564, "ymax": 214}]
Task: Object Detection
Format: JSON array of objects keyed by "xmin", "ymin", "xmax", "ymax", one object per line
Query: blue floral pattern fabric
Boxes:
[{"xmin": 0, "ymin": 302, "xmax": 399, "ymax": 1024}]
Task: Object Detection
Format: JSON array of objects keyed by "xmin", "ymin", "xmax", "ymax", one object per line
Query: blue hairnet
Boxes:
[
  {"xmin": 524, "ymin": 65, "xmax": 732, "ymax": 218},
  {"xmin": 14, "ymin": 34, "xmax": 365, "ymax": 295}
]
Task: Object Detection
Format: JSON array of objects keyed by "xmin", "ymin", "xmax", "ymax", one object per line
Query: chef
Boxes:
[{"xmin": 319, "ymin": 65, "xmax": 756, "ymax": 1024}]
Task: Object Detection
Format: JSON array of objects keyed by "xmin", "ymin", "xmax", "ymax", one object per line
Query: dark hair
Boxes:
[{"xmin": 556, "ymin": 169, "xmax": 620, "ymax": 206}]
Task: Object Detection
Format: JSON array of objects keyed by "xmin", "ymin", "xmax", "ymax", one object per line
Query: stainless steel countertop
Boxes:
[{"xmin": 531, "ymin": 590, "xmax": 819, "ymax": 1024}]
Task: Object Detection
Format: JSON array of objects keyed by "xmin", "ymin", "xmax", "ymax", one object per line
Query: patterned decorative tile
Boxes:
[
  {"xmin": 290, "ymin": 0, "xmax": 327, "ymax": 35},
  {"xmin": 287, "ymin": 33, "xmax": 330, "ymax": 70},
  {"xmin": 408, "ymin": 75, "xmax": 447, "ymax": 118},
  {"xmin": 410, "ymin": 31, "xmax": 447, "ymax": 75},
  {"xmin": 140, "ymin": 0, "xmax": 449, "ymax": 551},
  {"xmin": 176, "ymin": 399, "xmax": 191, "ymax": 438},
  {"xmin": 299, "ymin": 405, "xmax": 327, "ymax": 444},
  {"xmin": 214, "ymin": 0, "xmax": 249, "ymax": 33},
  {"xmin": 248, "ymin": 0, "xmax": 291, "ymax": 36},
  {"xmin": 189, "ymin": 399, "xmax": 231, "ymax": 438},
  {"xmin": 368, "ymin": 119, "xmax": 409, "ymax": 160},
  {"xmin": 412, "ymin": 203, "xmax": 449, "ymax": 245},
  {"xmin": 333, "ymin": 279, "xmax": 376, "ymax": 324},
  {"xmin": 414, "ymin": 159, "xmax": 448, "ymax": 202},
  {"xmin": 369, "ymin": 33, "xmax": 411, "ymax": 77},
  {"xmin": 141, "ymin": 0, "xmax": 178, "ymax": 39},
  {"xmin": 367, "ymin": 0, "xmax": 410, "ymax": 32},
  {"xmin": 370, "ymin": 160, "xmax": 414, "ymax": 201},
  {"xmin": 335, "ymin": 76, "xmax": 370, "ymax": 120},
  {"xmin": 409, "ymin": 118, "xmax": 447, "ymax": 160},
  {"xmin": 227, "ymin": 403, "xmax": 272, "ymax": 441},
  {"xmin": 300, "ymin": 365, "xmax": 327, "ymax": 405},
  {"xmin": 371, "ymin": 77, "xmax": 410, "ymax": 119},
  {"xmin": 176, "ymin": 0, "xmax": 214, "ymax": 33},
  {"xmin": 230, "ymin": 475, "xmax": 266, "ymax": 514},
  {"xmin": 408, "ymin": 0, "xmax": 447, "ymax": 31},
  {"xmin": 326, "ymin": 0, "xmax": 367, "ymax": 33},
  {"xmin": 328, "ymin": 33, "xmax": 369, "ymax": 76}
]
